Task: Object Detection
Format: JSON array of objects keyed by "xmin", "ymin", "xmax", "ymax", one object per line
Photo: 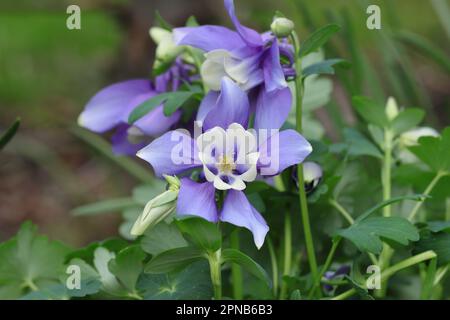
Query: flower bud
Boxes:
[
  {"xmin": 130, "ymin": 189, "xmax": 178, "ymax": 236},
  {"xmin": 271, "ymin": 17, "xmax": 294, "ymax": 38},
  {"xmin": 150, "ymin": 27, "xmax": 184, "ymax": 64},
  {"xmin": 385, "ymin": 97, "xmax": 399, "ymax": 121},
  {"xmin": 303, "ymin": 162, "xmax": 323, "ymax": 193}
]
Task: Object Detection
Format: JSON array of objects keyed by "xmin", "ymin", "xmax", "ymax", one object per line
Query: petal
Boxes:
[
  {"xmin": 111, "ymin": 124, "xmax": 146, "ymax": 156},
  {"xmin": 258, "ymin": 129, "xmax": 312, "ymax": 176},
  {"xmin": 196, "ymin": 90, "xmax": 220, "ymax": 124},
  {"xmin": 263, "ymin": 41, "xmax": 287, "ymax": 92},
  {"xmin": 78, "ymin": 79, "xmax": 152, "ymax": 133},
  {"xmin": 134, "ymin": 105, "xmax": 181, "ymax": 137},
  {"xmin": 137, "ymin": 130, "xmax": 200, "ymax": 177},
  {"xmin": 220, "ymin": 190, "xmax": 269, "ymax": 249},
  {"xmin": 203, "ymin": 78, "xmax": 250, "ymax": 130},
  {"xmin": 173, "ymin": 26, "xmax": 245, "ymax": 52},
  {"xmin": 254, "ymin": 87, "xmax": 292, "ymax": 130},
  {"xmin": 224, "ymin": 0, "xmax": 263, "ymax": 48},
  {"xmin": 177, "ymin": 178, "xmax": 218, "ymax": 222},
  {"xmin": 201, "ymin": 50, "xmax": 230, "ymax": 91}
]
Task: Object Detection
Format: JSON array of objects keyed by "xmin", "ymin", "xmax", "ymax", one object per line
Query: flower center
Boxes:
[{"xmin": 216, "ymin": 155, "xmax": 236, "ymax": 174}]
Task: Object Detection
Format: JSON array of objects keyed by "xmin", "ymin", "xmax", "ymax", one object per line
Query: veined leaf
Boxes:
[
  {"xmin": 176, "ymin": 217, "xmax": 222, "ymax": 252},
  {"xmin": 141, "ymin": 222, "xmax": 188, "ymax": 256},
  {"xmin": 221, "ymin": 249, "xmax": 271, "ymax": 288},
  {"xmin": 299, "ymin": 24, "xmax": 341, "ymax": 57},
  {"xmin": 337, "ymin": 216, "xmax": 419, "ymax": 254}
]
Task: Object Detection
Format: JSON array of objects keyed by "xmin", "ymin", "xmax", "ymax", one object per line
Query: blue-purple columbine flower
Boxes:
[
  {"xmin": 173, "ymin": 0, "xmax": 296, "ymax": 131},
  {"xmin": 136, "ymin": 78, "xmax": 312, "ymax": 248},
  {"xmin": 78, "ymin": 59, "xmax": 193, "ymax": 155}
]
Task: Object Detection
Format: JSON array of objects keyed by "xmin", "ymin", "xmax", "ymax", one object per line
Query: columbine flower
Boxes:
[
  {"xmin": 173, "ymin": 0, "xmax": 295, "ymax": 131},
  {"xmin": 397, "ymin": 127, "xmax": 439, "ymax": 163},
  {"xmin": 136, "ymin": 79, "xmax": 312, "ymax": 248},
  {"xmin": 77, "ymin": 61, "xmax": 192, "ymax": 155}
]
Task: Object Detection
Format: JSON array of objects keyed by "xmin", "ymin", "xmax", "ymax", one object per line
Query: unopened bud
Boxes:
[
  {"xmin": 303, "ymin": 162, "xmax": 323, "ymax": 193},
  {"xmin": 271, "ymin": 17, "xmax": 294, "ymax": 38},
  {"xmin": 385, "ymin": 97, "xmax": 399, "ymax": 121},
  {"xmin": 130, "ymin": 189, "xmax": 178, "ymax": 236}
]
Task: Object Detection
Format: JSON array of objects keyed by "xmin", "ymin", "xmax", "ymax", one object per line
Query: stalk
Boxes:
[
  {"xmin": 208, "ymin": 249, "xmax": 222, "ymax": 300},
  {"xmin": 280, "ymin": 212, "xmax": 292, "ymax": 299},
  {"xmin": 291, "ymin": 31, "xmax": 319, "ymax": 283},
  {"xmin": 267, "ymin": 237, "xmax": 279, "ymax": 298},
  {"xmin": 408, "ymin": 171, "xmax": 445, "ymax": 221},
  {"xmin": 230, "ymin": 230, "xmax": 243, "ymax": 299},
  {"xmin": 329, "ymin": 199, "xmax": 355, "ymax": 225}
]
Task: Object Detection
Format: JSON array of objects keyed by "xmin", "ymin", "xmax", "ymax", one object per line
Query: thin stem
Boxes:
[
  {"xmin": 267, "ymin": 237, "xmax": 279, "ymax": 298},
  {"xmin": 382, "ymin": 129, "xmax": 393, "ymax": 217},
  {"xmin": 308, "ymin": 238, "xmax": 342, "ymax": 299},
  {"xmin": 24, "ymin": 279, "xmax": 38, "ymax": 291},
  {"xmin": 332, "ymin": 250, "xmax": 437, "ymax": 300},
  {"xmin": 230, "ymin": 230, "xmax": 243, "ymax": 300},
  {"xmin": 291, "ymin": 31, "xmax": 319, "ymax": 284},
  {"xmin": 208, "ymin": 249, "xmax": 222, "ymax": 300},
  {"xmin": 280, "ymin": 212, "xmax": 292, "ymax": 300},
  {"xmin": 329, "ymin": 199, "xmax": 354, "ymax": 225},
  {"xmin": 408, "ymin": 171, "xmax": 445, "ymax": 221}
]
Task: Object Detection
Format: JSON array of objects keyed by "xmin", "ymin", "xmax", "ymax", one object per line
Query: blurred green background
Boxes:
[{"xmin": 0, "ymin": 0, "xmax": 449, "ymax": 245}]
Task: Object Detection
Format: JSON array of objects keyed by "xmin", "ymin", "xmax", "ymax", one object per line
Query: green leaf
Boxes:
[
  {"xmin": 352, "ymin": 96, "xmax": 388, "ymax": 127},
  {"xmin": 337, "ymin": 217, "xmax": 420, "ymax": 254},
  {"xmin": 391, "ymin": 108, "xmax": 425, "ymax": 135},
  {"xmin": 154, "ymin": 10, "xmax": 173, "ymax": 30},
  {"xmin": 221, "ymin": 249, "xmax": 271, "ymax": 288},
  {"xmin": 290, "ymin": 289, "xmax": 302, "ymax": 300},
  {"xmin": 302, "ymin": 59, "xmax": 350, "ymax": 78},
  {"xmin": 132, "ymin": 181, "xmax": 168, "ymax": 206},
  {"xmin": 0, "ymin": 117, "xmax": 20, "ymax": 150},
  {"xmin": 65, "ymin": 238, "xmax": 128, "ymax": 265},
  {"xmin": 144, "ymin": 247, "xmax": 204, "ymax": 274},
  {"xmin": 409, "ymin": 127, "xmax": 450, "ymax": 173},
  {"xmin": 141, "ymin": 222, "xmax": 188, "ymax": 256},
  {"xmin": 138, "ymin": 261, "xmax": 212, "ymax": 299},
  {"xmin": 128, "ymin": 93, "xmax": 172, "ymax": 124},
  {"xmin": 108, "ymin": 245, "xmax": 146, "ymax": 293},
  {"xmin": 414, "ymin": 232, "xmax": 450, "ymax": 266},
  {"xmin": 355, "ymin": 194, "xmax": 426, "ymax": 223},
  {"xmin": 299, "ymin": 24, "xmax": 341, "ymax": 57},
  {"xmin": 163, "ymin": 91, "xmax": 197, "ymax": 116},
  {"xmin": 71, "ymin": 198, "xmax": 138, "ymax": 216},
  {"xmin": 93, "ymin": 247, "xmax": 127, "ymax": 296},
  {"xmin": 176, "ymin": 217, "xmax": 222, "ymax": 252},
  {"xmin": 0, "ymin": 221, "xmax": 70, "ymax": 299},
  {"xmin": 343, "ymin": 276, "xmax": 374, "ymax": 300},
  {"xmin": 330, "ymin": 128, "xmax": 382, "ymax": 159},
  {"xmin": 427, "ymin": 221, "xmax": 450, "ymax": 233}
]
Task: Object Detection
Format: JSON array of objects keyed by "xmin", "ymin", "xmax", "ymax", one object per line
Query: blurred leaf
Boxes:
[
  {"xmin": 0, "ymin": 222, "xmax": 70, "ymax": 299},
  {"xmin": 141, "ymin": 222, "xmax": 188, "ymax": 256},
  {"xmin": 132, "ymin": 181, "xmax": 167, "ymax": 206},
  {"xmin": 352, "ymin": 96, "xmax": 388, "ymax": 127},
  {"xmin": 409, "ymin": 127, "xmax": 450, "ymax": 173},
  {"xmin": 176, "ymin": 217, "xmax": 221, "ymax": 252},
  {"xmin": 343, "ymin": 275, "xmax": 374, "ymax": 300},
  {"xmin": 70, "ymin": 127, "xmax": 154, "ymax": 183},
  {"xmin": 185, "ymin": 15, "xmax": 199, "ymax": 27},
  {"xmin": 65, "ymin": 238, "xmax": 128, "ymax": 266},
  {"xmin": 154, "ymin": 10, "xmax": 173, "ymax": 30},
  {"xmin": 93, "ymin": 247, "xmax": 127, "ymax": 297},
  {"xmin": 414, "ymin": 232, "xmax": 450, "ymax": 266},
  {"xmin": 221, "ymin": 249, "xmax": 271, "ymax": 288},
  {"xmin": 391, "ymin": 108, "xmax": 425, "ymax": 135},
  {"xmin": 396, "ymin": 31, "xmax": 450, "ymax": 74},
  {"xmin": 0, "ymin": 117, "xmax": 20, "ymax": 150},
  {"xmin": 138, "ymin": 261, "xmax": 212, "ymax": 299},
  {"xmin": 299, "ymin": 24, "xmax": 341, "ymax": 57},
  {"xmin": 302, "ymin": 58, "xmax": 350, "ymax": 78},
  {"xmin": 330, "ymin": 128, "xmax": 382, "ymax": 159},
  {"xmin": 71, "ymin": 198, "xmax": 137, "ymax": 216},
  {"xmin": 290, "ymin": 289, "xmax": 302, "ymax": 300},
  {"xmin": 144, "ymin": 247, "xmax": 204, "ymax": 274},
  {"xmin": 427, "ymin": 221, "xmax": 450, "ymax": 233},
  {"xmin": 337, "ymin": 217, "xmax": 419, "ymax": 254}
]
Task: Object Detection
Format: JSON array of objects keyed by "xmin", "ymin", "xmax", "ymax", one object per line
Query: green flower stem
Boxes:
[
  {"xmin": 267, "ymin": 237, "xmax": 279, "ymax": 298},
  {"xmin": 308, "ymin": 237, "xmax": 342, "ymax": 299},
  {"xmin": 280, "ymin": 212, "xmax": 292, "ymax": 300},
  {"xmin": 230, "ymin": 230, "xmax": 243, "ymax": 300},
  {"xmin": 332, "ymin": 250, "xmax": 437, "ymax": 300},
  {"xmin": 408, "ymin": 171, "xmax": 446, "ymax": 221},
  {"xmin": 382, "ymin": 129, "xmax": 393, "ymax": 217},
  {"xmin": 24, "ymin": 279, "xmax": 38, "ymax": 291},
  {"xmin": 291, "ymin": 31, "xmax": 319, "ymax": 285},
  {"xmin": 329, "ymin": 199, "xmax": 355, "ymax": 225},
  {"xmin": 208, "ymin": 249, "xmax": 222, "ymax": 300}
]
